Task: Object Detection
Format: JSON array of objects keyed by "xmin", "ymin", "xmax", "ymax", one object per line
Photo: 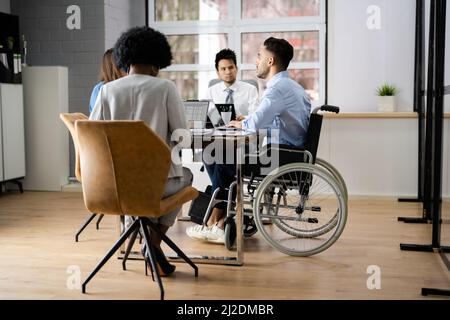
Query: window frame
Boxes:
[{"xmin": 147, "ymin": 0, "xmax": 327, "ymax": 107}]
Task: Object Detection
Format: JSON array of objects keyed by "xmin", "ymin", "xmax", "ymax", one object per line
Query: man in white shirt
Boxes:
[{"xmin": 207, "ymin": 49, "xmax": 259, "ymax": 117}]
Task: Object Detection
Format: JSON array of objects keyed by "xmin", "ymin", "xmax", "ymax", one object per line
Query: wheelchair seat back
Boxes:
[{"xmin": 243, "ymin": 105, "xmax": 339, "ymax": 178}]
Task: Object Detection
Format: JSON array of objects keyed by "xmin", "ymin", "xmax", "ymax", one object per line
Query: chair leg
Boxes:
[
  {"xmin": 81, "ymin": 219, "xmax": 140, "ymax": 294},
  {"xmin": 122, "ymin": 228, "xmax": 139, "ymax": 271},
  {"xmin": 138, "ymin": 230, "xmax": 143, "ymax": 244},
  {"xmin": 96, "ymin": 214, "xmax": 104, "ymax": 230},
  {"xmin": 139, "ymin": 219, "xmax": 164, "ymax": 300},
  {"xmin": 75, "ymin": 213, "xmax": 98, "ymax": 242},
  {"xmin": 142, "ymin": 242, "xmax": 155, "ymax": 281},
  {"xmin": 145, "ymin": 218, "xmax": 198, "ymax": 277}
]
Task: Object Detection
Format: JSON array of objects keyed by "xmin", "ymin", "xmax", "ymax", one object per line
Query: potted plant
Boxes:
[{"xmin": 376, "ymin": 83, "xmax": 397, "ymax": 112}]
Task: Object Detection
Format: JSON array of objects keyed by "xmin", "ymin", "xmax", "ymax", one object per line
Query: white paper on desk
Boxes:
[{"xmin": 190, "ymin": 128, "xmax": 214, "ymax": 135}]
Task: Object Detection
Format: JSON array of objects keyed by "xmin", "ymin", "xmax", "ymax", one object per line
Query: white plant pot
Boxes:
[{"xmin": 378, "ymin": 96, "xmax": 396, "ymax": 112}]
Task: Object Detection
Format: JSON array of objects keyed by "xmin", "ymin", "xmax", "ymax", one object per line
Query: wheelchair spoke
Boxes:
[{"xmin": 259, "ymin": 213, "xmax": 319, "ymax": 223}]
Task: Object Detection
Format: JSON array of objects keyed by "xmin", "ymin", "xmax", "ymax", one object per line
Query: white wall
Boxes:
[
  {"xmin": 0, "ymin": 0, "xmax": 10, "ymax": 13},
  {"xmin": 104, "ymin": 0, "xmax": 146, "ymax": 49},
  {"xmin": 328, "ymin": 0, "xmax": 416, "ymax": 112},
  {"xmin": 329, "ymin": 0, "xmax": 450, "ymax": 112},
  {"xmin": 318, "ymin": 117, "xmax": 419, "ymax": 197}
]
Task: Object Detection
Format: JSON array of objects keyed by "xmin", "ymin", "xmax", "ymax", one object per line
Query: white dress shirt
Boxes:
[
  {"xmin": 206, "ymin": 80, "xmax": 259, "ymax": 116},
  {"xmin": 90, "ymin": 74, "xmax": 188, "ymax": 178}
]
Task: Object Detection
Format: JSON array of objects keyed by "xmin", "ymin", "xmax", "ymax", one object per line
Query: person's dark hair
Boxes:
[
  {"xmin": 215, "ymin": 48, "xmax": 237, "ymax": 70},
  {"xmin": 114, "ymin": 26, "xmax": 173, "ymax": 71},
  {"xmin": 263, "ymin": 37, "xmax": 294, "ymax": 71},
  {"xmin": 99, "ymin": 48, "xmax": 123, "ymax": 83}
]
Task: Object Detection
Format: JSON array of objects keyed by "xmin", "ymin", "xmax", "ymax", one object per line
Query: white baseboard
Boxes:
[{"xmin": 61, "ymin": 182, "xmax": 82, "ymax": 192}]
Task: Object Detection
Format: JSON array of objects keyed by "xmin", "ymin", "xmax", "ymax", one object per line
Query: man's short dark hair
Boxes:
[
  {"xmin": 263, "ymin": 37, "xmax": 294, "ymax": 71},
  {"xmin": 114, "ymin": 26, "xmax": 173, "ymax": 71},
  {"xmin": 215, "ymin": 49, "xmax": 237, "ymax": 70}
]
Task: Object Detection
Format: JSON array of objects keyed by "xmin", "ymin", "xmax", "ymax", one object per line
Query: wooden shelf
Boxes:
[{"xmin": 323, "ymin": 112, "xmax": 450, "ymax": 119}]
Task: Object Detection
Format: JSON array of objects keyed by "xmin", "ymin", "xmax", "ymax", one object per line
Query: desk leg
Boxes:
[{"xmin": 235, "ymin": 144, "xmax": 244, "ymax": 265}]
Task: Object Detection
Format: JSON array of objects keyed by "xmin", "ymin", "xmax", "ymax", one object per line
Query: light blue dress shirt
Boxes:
[
  {"xmin": 89, "ymin": 81, "xmax": 104, "ymax": 113},
  {"xmin": 242, "ymin": 71, "xmax": 311, "ymax": 147}
]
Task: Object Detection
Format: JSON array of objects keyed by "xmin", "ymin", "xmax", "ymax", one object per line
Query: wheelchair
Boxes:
[{"xmin": 201, "ymin": 105, "xmax": 348, "ymax": 257}]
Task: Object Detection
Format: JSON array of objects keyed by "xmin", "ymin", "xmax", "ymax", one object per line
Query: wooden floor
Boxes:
[{"xmin": 0, "ymin": 191, "xmax": 449, "ymax": 300}]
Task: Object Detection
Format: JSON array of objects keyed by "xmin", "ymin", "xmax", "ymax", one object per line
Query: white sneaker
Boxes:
[
  {"xmin": 204, "ymin": 225, "xmax": 225, "ymax": 244},
  {"xmin": 186, "ymin": 224, "xmax": 210, "ymax": 241},
  {"xmin": 124, "ymin": 215, "xmax": 134, "ymax": 230}
]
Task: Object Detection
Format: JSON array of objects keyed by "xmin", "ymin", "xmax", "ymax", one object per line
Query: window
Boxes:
[
  {"xmin": 148, "ymin": 0, "xmax": 326, "ymax": 106},
  {"xmin": 155, "ymin": 0, "xmax": 229, "ymax": 21},
  {"xmin": 241, "ymin": 0, "xmax": 320, "ymax": 19}
]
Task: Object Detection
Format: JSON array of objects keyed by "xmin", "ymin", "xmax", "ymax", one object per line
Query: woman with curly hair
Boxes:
[{"xmin": 90, "ymin": 26, "xmax": 192, "ymax": 277}]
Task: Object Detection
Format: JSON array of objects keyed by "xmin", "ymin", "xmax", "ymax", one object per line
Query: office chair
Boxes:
[
  {"xmin": 76, "ymin": 120, "xmax": 199, "ymax": 300},
  {"xmin": 60, "ymin": 113, "xmax": 105, "ymax": 242}
]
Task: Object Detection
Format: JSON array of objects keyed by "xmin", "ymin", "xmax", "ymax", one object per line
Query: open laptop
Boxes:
[
  {"xmin": 208, "ymin": 106, "xmax": 244, "ymax": 132},
  {"xmin": 215, "ymin": 103, "xmax": 236, "ymax": 122},
  {"xmin": 183, "ymin": 100, "xmax": 209, "ymax": 128}
]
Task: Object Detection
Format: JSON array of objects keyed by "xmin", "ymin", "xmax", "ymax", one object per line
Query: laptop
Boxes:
[
  {"xmin": 208, "ymin": 106, "xmax": 243, "ymax": 132},
  {"xmin": 215, "ymin": 103, "xmax": 236, "ymax": 122},
  {"xmin": 183, "ymin": 100, "xmax": 209, "ymax": 129}
]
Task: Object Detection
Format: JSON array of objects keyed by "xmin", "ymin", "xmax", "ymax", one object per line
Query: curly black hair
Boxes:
[
  {"xmin": 263, "ymin": 37, "xmax": 294, "ymax": 70},
  {"xmin": 113, "ymin": 26, "xmax": 173, "ymax": 71},
  {"xmin": 215, "ymin": 48, "xmax": 237, "ymax": 71}
]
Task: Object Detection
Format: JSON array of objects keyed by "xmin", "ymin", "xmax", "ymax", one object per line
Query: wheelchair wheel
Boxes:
[
  {"xmin": 315, "ymin": 158, "xmax": 348, "ymax": 201},
  {"xmin": 224, "ymin": 216, "xmax": 236, "ymax": 250},
  {"xmin": 253, "ymin": 163, "xmax": 347, "ymax": 256}
]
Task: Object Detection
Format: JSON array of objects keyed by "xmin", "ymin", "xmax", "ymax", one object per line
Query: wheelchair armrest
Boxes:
[
  {"xmin": 313, "ymin": 105, "xmax": 340, "ymax": 114},
  {"xmin": 253, "ymin": 144, "xmax": 313, "ymax": 164}
]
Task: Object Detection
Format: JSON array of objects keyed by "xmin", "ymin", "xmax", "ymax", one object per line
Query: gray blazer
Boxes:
[{"xmin": 90, "ymin": 74, "xmax": 187, "ymax": 178}]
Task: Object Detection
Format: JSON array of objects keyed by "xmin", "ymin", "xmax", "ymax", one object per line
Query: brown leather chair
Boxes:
[
  {"xmin": 60, "ymin": 113, "xmax": 105, "ymax": 242},
  {"xmin": 75, "ymin": 120, "xmax": 199, "ymax": 300}
]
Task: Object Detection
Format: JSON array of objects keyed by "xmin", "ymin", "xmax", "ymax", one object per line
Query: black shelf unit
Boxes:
[{"xmin": 399, "ymin": 0, "xmax": 450, "ymax": 297}]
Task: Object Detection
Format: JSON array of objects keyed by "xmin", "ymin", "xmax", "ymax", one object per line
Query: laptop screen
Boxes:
[
  {"xmin": 215, "ymin": 103, "xmax": 236, "ymax": 121},
  {"xmin": 183, "ymin": 100, "xmax": 209, "ymax": 128},
  {"xmin": 208, "ymin": 106, "xmax": 225, "ymax": 128}
]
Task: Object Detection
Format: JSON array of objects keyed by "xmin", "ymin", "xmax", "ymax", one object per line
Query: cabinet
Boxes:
[
  {"xmin": 22, "ymin": 66, "xmax": 69, "ymax": 191},
  {"xmin": 0, "ymin": 83, "xmax": 25, "ymax": 185}
]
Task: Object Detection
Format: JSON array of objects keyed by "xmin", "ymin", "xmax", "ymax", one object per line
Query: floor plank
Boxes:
[{"xmin": 0, "ymin": 191, "xmax": 449, "ymax": 300}]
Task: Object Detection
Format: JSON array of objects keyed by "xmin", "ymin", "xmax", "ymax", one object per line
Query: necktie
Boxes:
[{"xmin": 225, "ymin": 88, "xmax": 234, "ymax": 104}]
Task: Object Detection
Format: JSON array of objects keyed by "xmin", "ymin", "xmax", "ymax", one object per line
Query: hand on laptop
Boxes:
[
  {"xmin": 235, "ymin": 115, "xmax": 247, "ymax": 121},
  {"xmin": 227, "ymin": 120, "xmax": 242, "ymax": 129}
]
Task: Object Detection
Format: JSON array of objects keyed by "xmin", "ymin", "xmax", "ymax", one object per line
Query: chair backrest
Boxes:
[
  {"xmin": 60, "ymin": 113, "xmax": 89, "ymax": 182},
  {"xmin": 208, "ymin": 78, "xmax": 259, "ymax": 93},
  {"xmin": 75, "ymin": 120, "xmax": 172, "ymax": 217},
  {"xmin": 304, "ymin": 113, "xmax": 323, "ymax": 163},
  {"xmin": 304, "ymin": 105, "xmax": 340, "ymax": 163}
]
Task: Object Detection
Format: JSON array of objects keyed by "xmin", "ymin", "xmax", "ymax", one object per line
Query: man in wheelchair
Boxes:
[{"xmin": 186, "ymin": 37, "xmax": 312, "ymax": 244}]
